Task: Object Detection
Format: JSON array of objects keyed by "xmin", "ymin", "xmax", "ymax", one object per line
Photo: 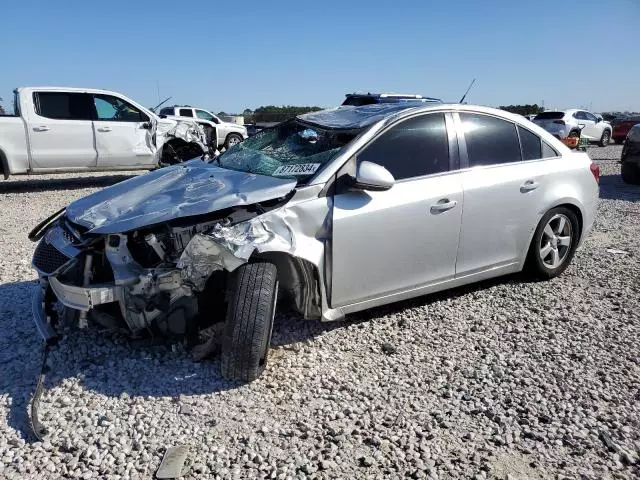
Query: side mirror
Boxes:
[
  {"xmin": 353, "ymin": 161, "xmax": 395, "ymax": 191},
  {"xmin": 141, "ymin": 122, "xmax": 152, "ymax": 129}
]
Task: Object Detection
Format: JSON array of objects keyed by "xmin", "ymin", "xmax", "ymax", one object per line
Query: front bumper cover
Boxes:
[{"xmin": 31, "ymin": 287, "xmax": 57, "ymax": 344}]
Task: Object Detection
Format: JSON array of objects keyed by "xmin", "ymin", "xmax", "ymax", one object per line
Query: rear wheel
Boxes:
[
  {"xmin": 621, "ymin": 162, "xmax": 640, "ymax": 185},
  {"xmin": 220, "ymin": 262, "xmax": 278, "ymax": 382},
  {"xmin": 525, "ymin": 207, "xmax": 580, "ymax": 280},
  {"xmin": 599, "ymin": 129, "xmax": 611, "ymax": 147}
]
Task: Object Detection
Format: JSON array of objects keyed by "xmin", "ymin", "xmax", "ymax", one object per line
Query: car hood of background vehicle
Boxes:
[{"xmin": 65, "ymin": 160, "xmax": 297, "ymax": 235}]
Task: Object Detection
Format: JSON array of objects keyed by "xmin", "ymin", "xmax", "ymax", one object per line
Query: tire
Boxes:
[
  {"xmin": 220, "ymin": 262, "xmax": 278, "ymax": 382},
  {"xmin": 614, "ymin": 138, "xmax": 624, "ymax": 145},
  {"xmin": 160, "ymin": 141, "xmax": 203, "ymax": 167},
  {"xmin": 621, "ymin": 162, "xmax": 640, "ymax": 185},
  {"xmin": 224, "ymin": 133, "xmax": 243, "ymax": 150},
  {"xmin": 599, "ymin": 129, "xmax": 611, "ymax": 147},
  {"xmin": 525, "ymin": 207, "xmax": 580, "ymax": 280}
]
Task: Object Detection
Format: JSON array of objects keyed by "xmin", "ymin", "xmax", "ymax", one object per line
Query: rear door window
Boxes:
[
  {"xmin": 357, "ymin": 113, "xmax": 450, "ymax": 180},
  {"xmin": 517, "ymin": 126, "xmax": 559, "ymax": 160},
  {"xmin": 518, "ymin": 126, "xmax": 542, "ymax": 160},
  {"xmin": 584, "ymin": 112, "xmax": 597, "ymax": 122},
  {"xmin": 35, "ymin": 92, "xmax": 93, "ymax": 120},
  {"xmin": 179, "ymin": 108, "xmax": 194, "ymax": 117},
  {"xmin": 459, "ymin": 113, "xmax": 521, "ymax": 166}
]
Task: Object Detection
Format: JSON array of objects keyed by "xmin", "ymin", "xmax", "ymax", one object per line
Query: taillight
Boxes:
[
  {"xmin": 553, "ymin": 120, "xmax": 565, "ymax": 125},
  {"xmin": 590, "ymin": 162, "xmax": 600, "ymax": 184}
]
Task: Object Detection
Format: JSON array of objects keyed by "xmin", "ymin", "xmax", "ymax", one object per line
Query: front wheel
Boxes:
[
  {"xmin": 525, "ymin": 207, "xmax": 580, "ymax": 280},
  {"xmin": 160, "ymin": 142, "xmax": 204, "ymax": 167},
  {"xmin": 224, "ymin": 133, "xmax": 243, "ymax": 150},
  {"xmin": 220, "ymin": 262, "xmax": 278, "ymax": 382},
  {"xmin": 599, "ymin": 130, "xmax": 611, "ymax": 147}
]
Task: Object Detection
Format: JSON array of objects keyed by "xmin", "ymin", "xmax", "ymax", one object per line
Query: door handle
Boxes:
[
  {"xmin": 97, "ymin": 127, "xmax": 112, "ymax": 132},
  {"xmin": 430, "ymin": 199, "xmax": 457, "ymax": 213},
  {"xmin": 33, "ymin": 125, "xmax": 50, "ymax": 132},
  {"xmin": 520, "ymin": 180, "xmax": 539, "ymax": 192}
]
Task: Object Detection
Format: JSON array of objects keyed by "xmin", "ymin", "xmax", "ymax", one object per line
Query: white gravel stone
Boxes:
[{"xmin": 0, "ymin": 150, "xmax": 639, "ymax": 478}]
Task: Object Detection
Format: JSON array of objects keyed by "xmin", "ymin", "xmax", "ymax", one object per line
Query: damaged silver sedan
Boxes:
[{"xmin": 30, "ymin": 103, "xmax": 599, "ymax": 384}]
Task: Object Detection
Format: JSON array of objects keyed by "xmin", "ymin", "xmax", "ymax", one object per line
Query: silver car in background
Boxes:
[{"xmin": 31, "ymin": 103, "xmax": 600, "ymax": 383}]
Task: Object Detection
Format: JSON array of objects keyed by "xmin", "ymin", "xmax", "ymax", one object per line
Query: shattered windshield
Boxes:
[{"xmin": 217, "ymin": 120, "xmax": 357, "ymax": 184}]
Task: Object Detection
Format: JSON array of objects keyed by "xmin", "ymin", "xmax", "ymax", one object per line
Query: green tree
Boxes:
[
  {"xmin": 251, "ymin": 105, "xmax": 323, "ymax": 123},
  {"xmin": 498, "ymin": 104, "xmax": 544, "ymax": 116}
]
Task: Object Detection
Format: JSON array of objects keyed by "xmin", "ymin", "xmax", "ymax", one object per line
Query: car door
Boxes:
[
  {"xmin": 455, "ymin": 112, "xmax": 559, "ymax": 275},
  {"xmin": 331, "ymin": 112, "xmax": 463, "ymax": 308},
  {"xmin": 92, "ymin": 94, "xmax": 156, "ymax": 167},
  {"xmin": 210, "ymin": 114, "xmax": 228, "ymax": 147},
  {"xmin": 581, "ymin": 111, "xmax": 601, "ymax": 140},
  {"xmin": 195, "ymin": 109, "xmax": 219, "ymax": 146},
  {"xmin": 574, "ymin": 111, "xmax": 596, "ymax": 140},
  {"xmin": 27, "ymin": 91, "xmax": 97, "ymax": 170}
]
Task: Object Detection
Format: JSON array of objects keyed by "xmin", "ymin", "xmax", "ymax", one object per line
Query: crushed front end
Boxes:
[
  {"xmin": 32, "ymin": 212, "xmax": 223, "ymax": 340},
  {"xmin": 30, "ymin": 205, "xmax": 301, "ymax": 345}
]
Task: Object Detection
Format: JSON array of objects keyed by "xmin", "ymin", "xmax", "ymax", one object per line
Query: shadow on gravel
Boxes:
[
  {"xmin": 0, "ymin": 281, "xmax": 43, "ymax": 440},
  {"xmin": 0, "ymin": 272, "xmax": 527, "ymax": 441},
  {"xmin": 0, "ymin": 174, "xmax": 138, "ymax": 194},
  {"xmin": 599, "ymin": 173, "xmax": 640, "ymax": 202}
]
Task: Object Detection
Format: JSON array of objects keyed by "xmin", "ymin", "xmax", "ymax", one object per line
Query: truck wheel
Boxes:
[
  {"xmin": 224, "ymin": 133, "xmax": 243, "ymax": 149},
  {"xmin": 599, "ymin": 130, "xmax": 611, "ymax": 147},
  {"xmin": 221, "ymin": 262, "xmax": 278, "ymax": 382},
  {"xmin": 621, "ymin": 163, "xmax": 640, "ymax": 185},
  {"xmin": 160, "ymin": 141, "xmax": 203, "ymax": 167},
  {"xmin": 525, "ymin": 207, "xmax": 580, "ymax": 280}
]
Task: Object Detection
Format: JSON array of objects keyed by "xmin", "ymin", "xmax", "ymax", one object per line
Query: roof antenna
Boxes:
[
  {"xmin": 458, "ymin": 78, "xmax": 476, "ymax": 104},
  {"xmin": 150, "ymin": 96, "xmax": 172, "ymax": 113}
]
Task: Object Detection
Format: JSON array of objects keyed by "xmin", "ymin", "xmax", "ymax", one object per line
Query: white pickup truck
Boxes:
[
  {"xmin": 159, "ymin": 106, "xmax": 248, "ymax": 150},
  {"xmin": 0, "ymin": 87, "xmax": 212, "ymax": 179}
]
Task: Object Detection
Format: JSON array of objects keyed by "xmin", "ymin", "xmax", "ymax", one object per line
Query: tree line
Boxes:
[
  {"xmin": 241, "ymin": 105, "xmax": 323, "ymax": 123},
  {"xmin": 498, "ymin": 104, "xmax": 545, "ymax": 116}
]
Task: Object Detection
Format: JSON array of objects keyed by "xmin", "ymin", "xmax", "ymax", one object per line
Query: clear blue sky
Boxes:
[{"xmin": 1, "ymin": 0, "xmax": 638, "ymax": 114}]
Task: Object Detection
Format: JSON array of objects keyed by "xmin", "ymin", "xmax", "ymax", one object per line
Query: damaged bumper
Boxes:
[
  {"xmin": 31, "ymin": 287, "xmax": 57, "ymax": 344},
  {"xmin": 48, "ymin": 277, "xmax": 117, "ymax": 311}
]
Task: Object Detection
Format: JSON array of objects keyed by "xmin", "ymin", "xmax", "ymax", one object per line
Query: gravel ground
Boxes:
[{"xmin": 0, "ymin": 146, "xmax": 638, "ymax": 479}]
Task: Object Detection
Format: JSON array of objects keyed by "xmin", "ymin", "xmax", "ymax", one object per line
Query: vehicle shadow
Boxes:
[
  {"xmin": 0, "ymin": 273, "xmax": 525, "ymax": 441},
  {"xmin": 599, "ymin": 173, "xmax": 640, "ymax": 201},
  {"xmin": 0, "ymin": 174, "xmax": 139, "ymax": 194}
]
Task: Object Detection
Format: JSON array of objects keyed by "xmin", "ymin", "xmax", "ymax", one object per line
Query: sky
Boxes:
[{"xmin": 1, "ymin": 0, "xmax": 639, "ymax": 114}]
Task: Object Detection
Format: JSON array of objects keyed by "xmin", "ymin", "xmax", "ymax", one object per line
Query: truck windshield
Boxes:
[{"xmin": 217, "ymin": 120, "xmax": 358, "ymax": 183}]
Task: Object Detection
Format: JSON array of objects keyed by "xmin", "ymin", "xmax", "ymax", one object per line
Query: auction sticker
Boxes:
[{"xmin": 272, "ymin": 163, "xmax": 321, "ymax": 176}]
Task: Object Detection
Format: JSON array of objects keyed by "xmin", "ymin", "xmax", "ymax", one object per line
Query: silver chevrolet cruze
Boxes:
[{"xmin": 31, "ymin": 103, "xmax": 600, "ymax": 383}]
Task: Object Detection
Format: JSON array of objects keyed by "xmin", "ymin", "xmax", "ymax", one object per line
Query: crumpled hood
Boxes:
[{"xmin": 66, "ymin": 160, "xmax": 297, "ymax": 234}]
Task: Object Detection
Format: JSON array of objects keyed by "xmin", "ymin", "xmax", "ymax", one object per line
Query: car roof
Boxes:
[
  {"xmin": 298, "ymin": 103, "xmax": 428, "ymax": 130},
  {"xmin": 298, "ymin": 103, "xmax": 541, "ymax": 131}
]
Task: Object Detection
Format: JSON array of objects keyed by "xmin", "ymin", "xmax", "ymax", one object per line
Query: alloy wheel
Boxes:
[{"xmin": 539, "ymin": 213, "xmax": 572, "ymax": 269}]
